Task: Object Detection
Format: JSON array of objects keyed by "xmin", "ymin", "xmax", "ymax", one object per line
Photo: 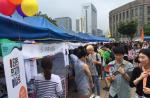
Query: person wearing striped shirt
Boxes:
[{"xmin": 34, "ymin": 56, "xmax": 63, "ymax": 98}]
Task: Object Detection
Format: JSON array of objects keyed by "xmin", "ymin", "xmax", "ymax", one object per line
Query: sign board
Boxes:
[
  {"xmin": 22, "ymin": 43, "xmax": 69, "ymax": 66},
  {"xmin": 22, "ymin": 43, "xmax": 66, "ymax": 59},
  {"xmin": 1, "ymin": 43, "xmax": 28, "ymax": 98}
]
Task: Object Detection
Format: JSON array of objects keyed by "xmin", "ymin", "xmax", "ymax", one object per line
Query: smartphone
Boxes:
[{"xmin": 113, "ymin": 71, "xmax": 120, "ymax": 76}]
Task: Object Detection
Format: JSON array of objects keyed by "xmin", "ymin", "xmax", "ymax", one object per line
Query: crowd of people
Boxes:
[
  {"xmin": 68, "ymin": 41, "xmax": 150, "ymax": 98},
  {"xmin": 1, "ymin": 41, "xmax": 150, "ymax": 98}
]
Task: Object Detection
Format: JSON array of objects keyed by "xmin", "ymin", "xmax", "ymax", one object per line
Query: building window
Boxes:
[
  {"xmin": 140, "ymin": 6, "xmax": 143, "ymax": 16},
  {"xmin": 123, "ymin": 12, "xmax": 125, "ymax": 20},
  {"xmin": 135, "ymin": 7, "xmax": 138, "ymax": 16},
  {"xmin": 116, "ymin": 14, "xmax": 118, "ymax": 22},
  {"xmin": 126, "ymin": 10, "xmax": 129, "ymax": 19},
  {"xmin": 131, "ymin": 9, "xmax": 134, "ymax": 17},
  {"xmin": 119, "ymin": 13, "xmax": 121, "ymax": 21},
  {"xmin": 147, "ymin": 6, "xmax": 150, "ymax": 15},
  {"xmin": 113, "ymin": 15, "xmax": 115, "ymax": 23},
  {"xmin": 148, "ymin": 17, "xmax": 150, "ymax": 24}
]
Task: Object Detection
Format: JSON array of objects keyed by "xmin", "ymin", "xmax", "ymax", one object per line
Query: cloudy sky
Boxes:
[{"xmin": 37, "ymin": 0, "xmax": 134, "ymax": 34}]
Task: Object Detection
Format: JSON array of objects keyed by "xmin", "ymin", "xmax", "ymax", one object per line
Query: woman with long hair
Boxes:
[{"xmin": 34, "ymin": 56, "xmax": 63, "ymax": 98}]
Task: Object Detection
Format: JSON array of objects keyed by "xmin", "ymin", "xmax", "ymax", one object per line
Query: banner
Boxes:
[
  {"xmin": 22, "ymin": 43, "xmax": 67, "ymax": 59},
  {"xmin": 23, "ymin": 43, "xmax": 69, "ymax": 67},
  {"xmin": 1, "ymin": 43, "xmax": 28, "ymax": 98}
]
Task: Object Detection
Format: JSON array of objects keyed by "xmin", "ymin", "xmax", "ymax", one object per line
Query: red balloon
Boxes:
[
  {"xmin": 0, "ymin": 0, "xmax": 16, "ymax": 16},
  {"xmin": 8, "ymin": 0, "xmax": 22, "ymax": 5}
]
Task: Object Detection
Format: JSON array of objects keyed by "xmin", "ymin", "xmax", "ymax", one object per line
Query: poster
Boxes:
[
  {"xmin": 22, "ymin": 43, "xmax": 66, "ymax": 59},
  {"xmin": 1, "ymin": 43, "xmax": 28, "ymax": 98},
  {"xmin": 24, "ymin": 59, "xmax": 38, "ymax": 82}
]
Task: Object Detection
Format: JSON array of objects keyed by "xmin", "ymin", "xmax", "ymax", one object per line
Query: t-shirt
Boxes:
[
  {"xmin": 130, "ymin": 67, "xmax": 150, "ymax": 97},
  {"xmin": 103, "ymin": 51, "xmax": 111, "ymax": 65},
  {"xmin": 108, "ymin": 60, "xmax": 133, "ymax": 98},
  {"xmin": 34, "ymin": 74, "xmax": 63, "ymax": 98},
  {"xmin": 87, "ymin": 53, "xmax": 101, "ymax": 76},
  {"xmin": 70, "ymin": 54, "xmax": 90, "ymax": 93}
]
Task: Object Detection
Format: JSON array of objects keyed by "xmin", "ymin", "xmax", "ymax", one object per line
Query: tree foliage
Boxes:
[
  {"xmin": 117, "ymin": 21, "xmax": 138, "ymax": 39},
  {"xmin": 144, "ymin": 24, "xmax": 150, "ymax": 36},
  {"xmin": 36, "ymin": 11, "xmax": 57, "ymax": 26}
]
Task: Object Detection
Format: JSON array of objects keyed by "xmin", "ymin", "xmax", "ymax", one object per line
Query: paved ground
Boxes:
[
  {"xmin": 100, "ymin": 79, "xmax": 109, "ymax": 98},
  {"xmin": 68, "ymin": 79, "xmax": 136, "ymax": 98},
  {"xmin": 68, "ymin": 79, "xmax": 109, "ymax": 98}
]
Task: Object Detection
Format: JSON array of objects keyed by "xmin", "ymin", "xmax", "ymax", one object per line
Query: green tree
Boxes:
[
  {"xmin": 117, "ymin": 21, "xmax": 138, "ymax": 40},
  {"xmin": 36, "ymin": 11, "xmax": 57, "ymax": 26},
  {"xmin": 144, "ymin": 24, "xmax": 150, "ymax": 36}
]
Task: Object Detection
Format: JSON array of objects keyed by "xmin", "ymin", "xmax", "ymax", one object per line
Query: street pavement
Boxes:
[
  {"xmin": 68, "ymin": 79, "xmax": 136, "ymax": 98},
  {"xmin": 68, "ymin": 79, "xmax": 109, "ymax": 98}
]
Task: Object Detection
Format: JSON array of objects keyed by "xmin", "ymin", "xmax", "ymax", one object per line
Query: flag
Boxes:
[{"xmin": 140, "ymin": 27, "xmax": 144, "ymax": 41}]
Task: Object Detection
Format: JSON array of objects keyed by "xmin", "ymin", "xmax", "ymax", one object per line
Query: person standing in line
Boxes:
[
  {"xmin": 34, "ymin": 56, "xmax": 63, "ymax": 98},
  {"xmin": 107, "ymin": 46, "xmax": 133, "ymax": 98},
  {"xmin": 86, "ymin": 45, "xmax": 101, "ymax": 98},
  {"xmin": 70, "ymin": 46, "xmax": 94, "ymax": 98}
]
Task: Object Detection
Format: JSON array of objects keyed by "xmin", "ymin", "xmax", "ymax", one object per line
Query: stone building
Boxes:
[{"xmin": 109, "ymin": 0, "xmax": 150, "ymax": 40}]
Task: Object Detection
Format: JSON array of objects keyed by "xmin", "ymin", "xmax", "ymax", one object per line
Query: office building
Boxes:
[
  {"xmin": 109, "ymin": 0, "xmax": 150, "ymax": 39},
  {"xmin": 55, "ymin": 17, "xmax": 72, "ymax": 31},
  {"xmin": 82, "ymin": 3, "xmax": 97, "ymax": 35}
]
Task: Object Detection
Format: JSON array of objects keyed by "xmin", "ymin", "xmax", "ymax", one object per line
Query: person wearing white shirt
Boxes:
[{"xmin": 34, "ymin": 56, "xmax": 63, "ymax": 98}]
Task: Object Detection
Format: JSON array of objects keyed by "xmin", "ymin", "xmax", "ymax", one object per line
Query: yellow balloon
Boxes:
[{"xmin": 21, "ymin": 0, "xmax": 39, "ymax": 16}]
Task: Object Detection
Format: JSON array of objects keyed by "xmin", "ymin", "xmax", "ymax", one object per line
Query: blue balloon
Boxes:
[{"xmin": 17, "ymin": 5, "xmax": 26, "ymax": 17}]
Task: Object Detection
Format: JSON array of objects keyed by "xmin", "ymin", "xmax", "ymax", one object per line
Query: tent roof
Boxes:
[
  {"xmin": 144, "ymin": 36, "xmax": 150, "ymax": 41},
  {"xmin": 78, "ymin": 32, "xmax": 109, "ymax": 42},
  {"xmin": 0, "ymin": 13, "xmax": 109, "ymax": 42},
  {"xmin": 0, "ymin": 14, "xmax": 81, "ymax": 41}
]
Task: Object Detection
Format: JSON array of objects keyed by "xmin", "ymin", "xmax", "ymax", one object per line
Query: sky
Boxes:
[{"xmin": 37, "ymin": 0, "xmax": 134, "ymax": 34}]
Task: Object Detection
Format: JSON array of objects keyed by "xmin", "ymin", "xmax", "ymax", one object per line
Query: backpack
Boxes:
[
  {"xmin": 108, "ymin": 51, "xmax": 115, "ymax": 61},
  {"xmin": 96, "ymin": 53, "xmax": 102, "ymax": 77}
]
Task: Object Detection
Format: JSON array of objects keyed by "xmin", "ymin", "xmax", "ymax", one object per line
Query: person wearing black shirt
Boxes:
[{"xmin": 130, "ymin": 49, "xmax": 150, "ymax": 98}]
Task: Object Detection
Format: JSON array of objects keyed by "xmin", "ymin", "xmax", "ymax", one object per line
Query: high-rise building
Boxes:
[
  {"xmin": 76, "ymin": 18, "xmax": 84, "ymax": 32},
  {"xmin": 96, "ymin": 29, "xmax": 104, "ymax": 37},
  {"xmin": 109, "ymin": 0, "xmax": 150, "ymax": 40},
  {"xmin": 82, "ymin": 3, "xmax": 97, "ymax": 35},
  {"xmin": 76, "ymin": 19, "xmax": 80, "ymax": 32},
  {"xmin": 54, "ymin": 17, "xmax": 72, "ymax": 31}
]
